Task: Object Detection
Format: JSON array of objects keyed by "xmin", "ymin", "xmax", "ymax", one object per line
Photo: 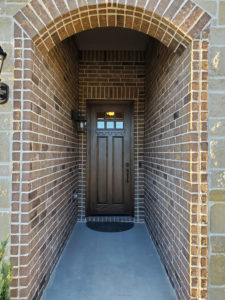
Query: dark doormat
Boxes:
[{"xmin": 86, "ymin": 221, "xmax": 134, "ymax": 232}]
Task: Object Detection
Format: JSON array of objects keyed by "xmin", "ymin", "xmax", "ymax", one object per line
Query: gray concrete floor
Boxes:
[{"xmin": 41, "ymin": 223, "xmax": 177, "ymax": 300}]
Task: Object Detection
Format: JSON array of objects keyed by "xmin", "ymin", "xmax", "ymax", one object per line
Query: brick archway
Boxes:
[
  {"xmin": 12, "ymin": 1, "xmax": 211, "ymax": 300},
  {"xmin": 14, "ymin": 0, "xmax": 210, "ymax": 54}
]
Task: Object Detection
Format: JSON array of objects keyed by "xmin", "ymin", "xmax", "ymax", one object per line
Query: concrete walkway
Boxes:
[{"xmin": 41, "ymin": 223, "xmax": 177, "ymax": 300}]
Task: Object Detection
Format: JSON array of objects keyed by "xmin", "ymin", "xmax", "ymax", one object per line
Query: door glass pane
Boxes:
[
  {"xmin": 96, "ymin": 111, "xmax": 124, "ymax": 130},
  {"xmin": 106, "ymin": 121, "xmax": 114, "ymax": 129},
  {"xmin": 116, "ymin": 112, "xmax": 123, "ymax": 120},
  {"xmin": 97, "ymin": 121, "xmax": 105, "ymax": 129},
  {"xmin": 116, "ymin": 121, "xmax": 123, "ymax": 129},
  {"xmin": 106, "ymin": 112, "xmax": 115, "ymax": 119},
  {"xmin": 115, "ymin": 113, "xmax": 124, "ymax": 129},
  {"xmin": 97, "ymin": 112, "xmax": 105, "ymax": 120}
]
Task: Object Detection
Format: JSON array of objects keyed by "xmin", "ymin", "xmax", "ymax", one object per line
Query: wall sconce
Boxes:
[
  {"xmin": 0, "ymin": 46, "xmax": 9, "ymax": 105},
  {"xmin": 71, "ymin": 109, "xmax": 87, "ymax": 133}
]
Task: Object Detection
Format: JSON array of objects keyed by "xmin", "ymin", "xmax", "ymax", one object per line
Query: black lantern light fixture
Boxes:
[
  {"xmin": 71, "ymin": 109, "xmax": 87, "ymax": 133},
  {"xmin": 0, "ymin": 46, "xmax": 7, "ymax": 74},
  {"xmin": 0, "ymin": 46, "xmax": 9, "ymax": 105}
]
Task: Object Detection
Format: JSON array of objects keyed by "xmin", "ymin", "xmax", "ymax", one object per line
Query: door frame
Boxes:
[{"xmin": 86, "ymin": 100, "xmax": 134, "ymax": 216}]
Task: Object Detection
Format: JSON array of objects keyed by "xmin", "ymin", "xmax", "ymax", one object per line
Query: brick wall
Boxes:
[
  {"xmin": 12, "ymin": 31, "xmax": 79, "ymax": 299},
  {"xmin": 78, "ymin": 50, "xmax": 145, "ymax": 221},
  {"xmin": 144, "ymin": 39, "xmax": 193, "ymax": 300}
]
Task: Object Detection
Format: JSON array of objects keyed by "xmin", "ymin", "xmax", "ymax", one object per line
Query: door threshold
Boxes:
[{"xmin": 85, "ymin": 215, "xmax": 134, "ymax": 223}]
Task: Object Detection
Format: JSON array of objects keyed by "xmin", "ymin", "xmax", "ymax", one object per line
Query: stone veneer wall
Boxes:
[
  {"xmin": 205, "ymin": 1, "xmax": 225, "ymax": 299},
  {"xmin": 0, "ymin": 0, "xmax": 29, "ymax": 244},
  {"xmin": 78, "ymin": 49, "xmax": 145, "ymax": 221},
  {"xmin": 11, "ymin": 32, "xmax": 79, "ymax": 299}
]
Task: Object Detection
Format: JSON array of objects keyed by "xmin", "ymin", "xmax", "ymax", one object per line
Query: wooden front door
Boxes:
[{"xmin": 87, "ymin": 101, "xmax": 133, "ymax": 216}]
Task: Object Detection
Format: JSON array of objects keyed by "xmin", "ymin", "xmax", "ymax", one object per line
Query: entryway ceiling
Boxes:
[{"xmin": 74, "ymin": 27, "xmax": 150, "ymax": 51}]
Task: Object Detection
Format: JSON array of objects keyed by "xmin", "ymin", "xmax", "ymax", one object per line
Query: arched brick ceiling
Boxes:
[
  {"xmin": 14, "ymin": 0, "xmax": 211, "ymax": 55},
  {"xmin": 74, "ymin": 27, "xmax": 150, "ymax": 51}
]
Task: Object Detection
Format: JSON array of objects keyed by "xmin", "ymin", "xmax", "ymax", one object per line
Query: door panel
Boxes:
[
  {"xmin": 97, "ymin": 136, "xmax": 108, "ymax": 204},
  {"xmin": 87, "ymin": 101, "xmax": 133, "ymax": 216},
  {"xmin": 112, "ymin": 136, "xmax": 124, "ymax": 204}
]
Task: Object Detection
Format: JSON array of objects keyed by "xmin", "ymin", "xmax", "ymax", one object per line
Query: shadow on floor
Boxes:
[{"xmin": 41, "ymin": 223, "xmax": 177, "ymax": 300}]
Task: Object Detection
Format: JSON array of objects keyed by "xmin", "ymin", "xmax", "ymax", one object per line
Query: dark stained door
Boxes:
[{"xmin": 87, "ymin": 101, "xmax": 133, "ymax": 216}]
